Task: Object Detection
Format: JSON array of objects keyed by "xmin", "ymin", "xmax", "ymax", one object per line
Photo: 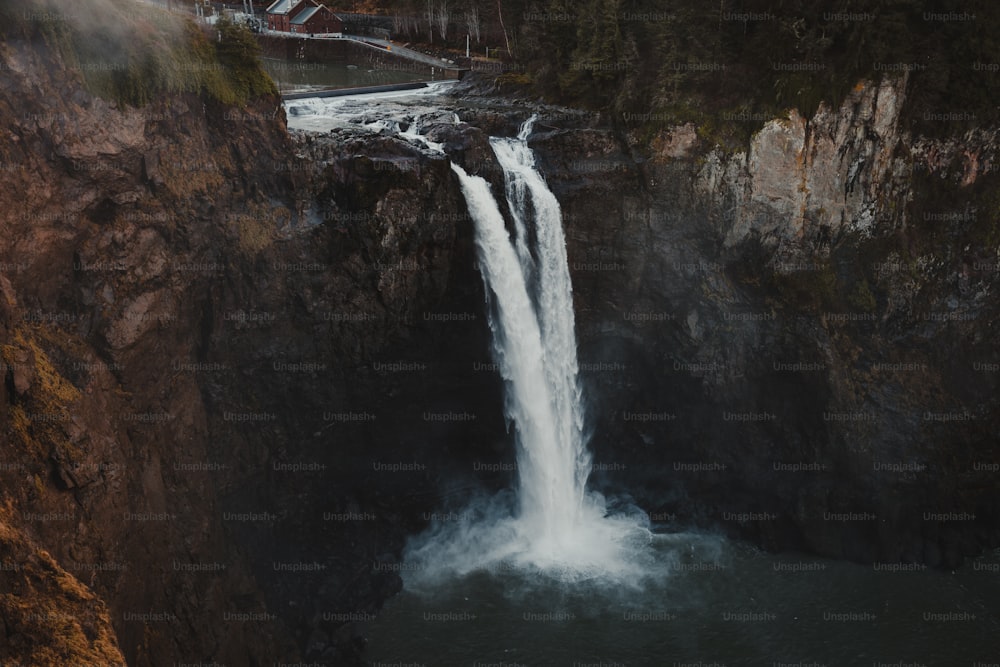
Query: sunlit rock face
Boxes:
[{"xmin": 704, "ymin": 77, "xmax": 907, "ymax": 249}]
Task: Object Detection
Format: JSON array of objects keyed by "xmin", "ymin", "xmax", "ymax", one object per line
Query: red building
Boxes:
[
  {"xmin": 265, "ymin": 0, "xmax": 307, "ymax": 32},
  {"xmin": 266, "ymin": 0, "xmax": 343, "ymax": 35},
  {"xmin": 290, "ymin": 4, "xmax": 343, "ymax": 36}
]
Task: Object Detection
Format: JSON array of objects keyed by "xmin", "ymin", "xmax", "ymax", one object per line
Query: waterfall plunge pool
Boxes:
[{"xmin": 366, "ymin": 538, "xmax": 1000, "ymax": 666}]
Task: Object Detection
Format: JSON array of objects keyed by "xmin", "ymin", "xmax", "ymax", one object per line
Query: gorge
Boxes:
[{"xmin": 1, "ymin": 1, "xmax": 999, "ymax": 665}]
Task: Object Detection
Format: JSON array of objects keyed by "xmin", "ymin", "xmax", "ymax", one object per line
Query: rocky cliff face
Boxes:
[
  {"xmin": 1, "ymin": 20, "xmax": 300, "ymax": 663},
  {"xmin": 0, "ymin": 11, "xmax": 498, "ymax": 665}
]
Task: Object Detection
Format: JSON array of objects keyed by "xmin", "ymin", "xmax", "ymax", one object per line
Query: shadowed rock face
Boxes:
[{"xmin": 1, "ymin": 13, "xmax": 999, "ymax": 667}]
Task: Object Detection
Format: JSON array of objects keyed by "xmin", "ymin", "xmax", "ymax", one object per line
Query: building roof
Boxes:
[
  {"xmin": 290, "ymin": 6, "xmax": 321, "ymax": 24},
  {"xmin": 266, "ymin": 0, "xmax": 305, "ymax": 15}
]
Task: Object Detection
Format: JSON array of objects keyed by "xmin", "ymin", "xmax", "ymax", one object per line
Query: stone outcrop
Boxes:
[{"xmin": 698, "ymin": 76, "xmax": 910, "ymax": 252}]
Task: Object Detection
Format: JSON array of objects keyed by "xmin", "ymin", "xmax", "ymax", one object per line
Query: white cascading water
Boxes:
[
  {"xmin": 485, "ymin": 118, "xmax": 590, "ymax": 550},
  {"xmin": 404, "ymin": 117, "xmax": 656, "ymax": 585}
]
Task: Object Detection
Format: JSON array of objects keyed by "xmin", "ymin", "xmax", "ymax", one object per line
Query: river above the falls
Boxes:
[
  {"xmin": 262, "ymin": 57, "xmax": 431, "ymax": 94},
  {"xmin": 282, "ymin": 81, "xmax": 459, "ymax": 133}
]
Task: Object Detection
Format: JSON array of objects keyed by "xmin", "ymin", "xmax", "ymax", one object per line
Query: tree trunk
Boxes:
[
  {"xmin": 426, "ymin": 0, "xmax": 435, "ymax": 43},
  {"xmin": 497, "ymin": 0, "xmax": 512, "ymax": 57}
]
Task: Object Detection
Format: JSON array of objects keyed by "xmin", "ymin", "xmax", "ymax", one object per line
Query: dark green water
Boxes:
[
  {"xmin": 262, "ymin": 57, "xmax": 427, "ymax": 93},
  {"xmin": 365, "ymin": 535, "xmax": 1000, "ymax": 667}
]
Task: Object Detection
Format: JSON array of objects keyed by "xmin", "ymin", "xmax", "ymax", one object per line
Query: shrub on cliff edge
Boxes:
[{"xmin": 1, "ymin": 0, "xmax": 277, "ymax": 108}]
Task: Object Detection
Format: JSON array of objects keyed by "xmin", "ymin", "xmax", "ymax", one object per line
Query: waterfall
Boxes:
[
  {"xmin": 406, "ymin": 117, "xmax": 655, "ymax": 585},
  {"xmin": 476, "ymin": 116, "xmax": 591, "ymax": 550}
]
